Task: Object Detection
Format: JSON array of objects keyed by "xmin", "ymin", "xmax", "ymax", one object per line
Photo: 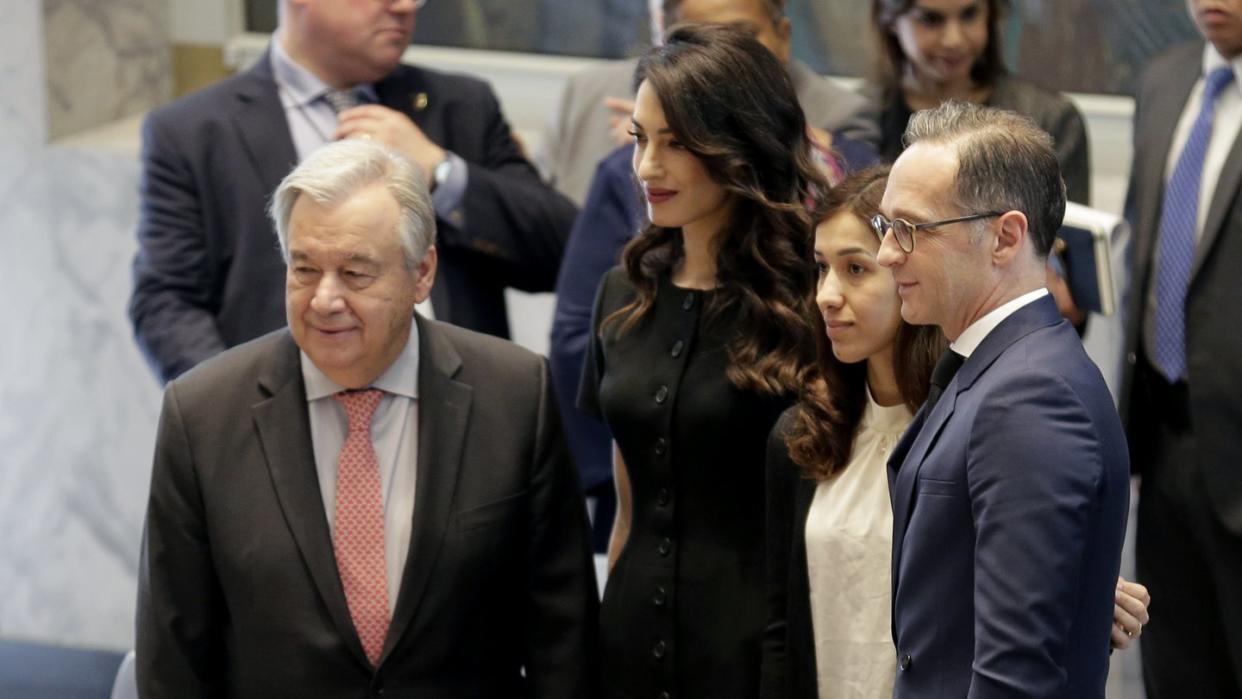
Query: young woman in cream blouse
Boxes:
[{"xmin": 760, "ymin": 166, "xmax": 1150, "ymax": 698}]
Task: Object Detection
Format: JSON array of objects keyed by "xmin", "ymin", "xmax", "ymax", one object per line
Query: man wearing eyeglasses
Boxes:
[
  {"xmin": 877, "ymin": 102, "xmax": 1130, "ymax": 697},
  {"xmin": 129, "ymin": 0, "xmax": 577, "ymax": 384}
]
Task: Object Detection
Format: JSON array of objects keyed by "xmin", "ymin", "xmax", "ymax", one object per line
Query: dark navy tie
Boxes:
[
  {"xmin": 926, "ymin": 349, "xmax": 965, "ymax": 412},
  {"xmin": 1152, "ymin": 66, "xmax": 1235, "ymax": 382}
]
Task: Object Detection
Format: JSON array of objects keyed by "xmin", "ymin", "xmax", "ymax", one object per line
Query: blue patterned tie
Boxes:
[{"xmin": 1152, "ymin": 66, "xmax": 1235, "ymax": 382}]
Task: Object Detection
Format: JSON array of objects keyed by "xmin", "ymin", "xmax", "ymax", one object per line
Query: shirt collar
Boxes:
[
  {"xmin": 1202, "ymin": 43, "xmax": 1242, "ymax": 97},
  {"xmin": 949, "ymin": 288, "xmax": 1048, "ymax": 358},
  {"xmin": 269, "ymin": 40, "xmax": 378, "ymax": 109},
  {"xmin": 301, "ymin": 320, "xmax": 421, "ymax": 401}
]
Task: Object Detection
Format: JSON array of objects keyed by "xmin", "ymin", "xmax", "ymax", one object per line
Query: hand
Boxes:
[
  {"xmin": 334, "ymin": 104, "xmax": 447, "ymax": 182},
  {"xmin": 1046, "ymin": 239, "xmax": 1086, "ymax": 328},
  {"xmin": 604, "ymin": 97, "xmax": 636, "ymax": 147},
  {"xmin": 1110, "ymin": 576, "xmax": 1151, "ymax": 650}
]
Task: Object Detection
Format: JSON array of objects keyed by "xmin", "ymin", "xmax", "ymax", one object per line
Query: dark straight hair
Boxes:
[
  {"xmin": 870, "ymin": 0, "xmax": 1007, "ymax": 89},
  {"xmin": 784, "ymin": 166, "xmax": 945, "ymax": 480}
]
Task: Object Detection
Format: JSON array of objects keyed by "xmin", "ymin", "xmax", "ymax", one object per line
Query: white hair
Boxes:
[{"xmin": 269, "ymin": 139, "xmax": 435, "ymax": 269}]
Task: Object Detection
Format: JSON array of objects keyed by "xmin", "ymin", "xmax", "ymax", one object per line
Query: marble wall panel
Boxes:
[
  {"xmin": 1, "ymin": 0, "xmax": 161, "ymax": 651},
  {"xmin": 0, "ymin": 145, "xmax": 160, "ymax": 650},
  {"xmin": 43, "ymin": 0, "xmax": 170, "ymax": 140}
]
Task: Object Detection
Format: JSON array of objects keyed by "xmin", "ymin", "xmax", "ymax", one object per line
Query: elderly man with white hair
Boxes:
[{"xmin": 136, "ymin": 139, "xmax": 599, "ymax": 698}]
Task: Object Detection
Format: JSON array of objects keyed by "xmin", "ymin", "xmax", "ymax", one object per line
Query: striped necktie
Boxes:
[{"xmin": 1151, "ymin": 66, "xmax": 1235, "ymax": 382}]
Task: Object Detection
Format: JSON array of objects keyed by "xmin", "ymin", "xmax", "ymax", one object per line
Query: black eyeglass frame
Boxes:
[{"xmin": 870, "ymin": 211, "xmax": 1005, "ymax": 253}]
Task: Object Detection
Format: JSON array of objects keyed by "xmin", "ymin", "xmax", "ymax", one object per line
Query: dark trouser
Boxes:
[{"xmin": 1137, "ymin": 366, "xmax": 1242, "ymax": 697}]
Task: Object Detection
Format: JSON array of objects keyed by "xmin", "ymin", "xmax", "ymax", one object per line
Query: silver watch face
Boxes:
[{"xmin": 434, "ymin": 159, "xmax": 451, "ymax": 184}]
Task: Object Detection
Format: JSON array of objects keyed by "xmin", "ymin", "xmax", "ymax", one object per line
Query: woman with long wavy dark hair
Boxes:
[
  {"xmin": 760, "ymin": 167, "xmax": 1150, "ymax": 698},
  {"xmin": 578, "ymin": 22, "xmax": 826, "ymax": 699}
]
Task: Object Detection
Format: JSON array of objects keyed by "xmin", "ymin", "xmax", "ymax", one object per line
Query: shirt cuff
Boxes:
[{"xmin": 432, "ymin": 152, "xmax": 468, "ymax": 228}]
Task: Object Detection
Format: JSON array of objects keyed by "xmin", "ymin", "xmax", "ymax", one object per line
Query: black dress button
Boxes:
[
  {"xmin": 652, "ymin": 639, "xmax": 667, "ymax": 659},
  {"xmin": 654, "ymin": 385, "xmax": 669, "ymax": 404},
  {"xmin": 656, "ymin": 488, "xmax": 671, "ymax": 506},
  {"xmin": 658, "ymin": 537, "xmax": 672, "ymax": 556},
  {"xmin": 654, "ymin": 437, "xmax": 667, "ymax": 456},
  {"xmin": 899, "ymin": 653, "xmax": 912, "ymax": 671},
  {"xmin": 670, "ymin": 339, "xmax": 685, "ymax": 358},
  {"xmin": 659, "ymin": 692, "xmax": 672, "ymax": 699},
  {"xmin": 682, "ymin": 293, "xmax": 695, "ymax": 310},
  {"xmin": 653, "ymin": 585, "xmax": 667, "ymax": 606}
]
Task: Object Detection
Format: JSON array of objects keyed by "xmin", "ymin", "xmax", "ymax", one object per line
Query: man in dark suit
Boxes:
[
  {"xmin": 129, "ymin": 0, "xmax": 576, "ymax": 384},
  {"xmin": 135, "ymin": 139, "xmax": 598, "ymax": 697},
  {"xmin": 877, "ymin": 102, "xmax": 1130, "ymax": 697},
  {"xmin": 1122, "ymin": 1, "xmax": 1242, "ymax": 693}
]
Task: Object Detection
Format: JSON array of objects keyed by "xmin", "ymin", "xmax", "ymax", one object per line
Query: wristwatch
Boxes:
[{"xmin": 432, "ymin": 157, "xmax": 452, "ymax": 191}]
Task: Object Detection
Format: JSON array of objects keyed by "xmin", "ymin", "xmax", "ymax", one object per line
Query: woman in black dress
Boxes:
[{"xmin": 578, "ymin": 23, "xmax": 826, "ymax": 699}]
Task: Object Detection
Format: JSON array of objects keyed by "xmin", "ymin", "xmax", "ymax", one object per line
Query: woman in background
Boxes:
[
  {"xmin": 579, "ymin": 23, "xmax": 824, "ymax": 699},
  {"xmin": 864, "ymin": 0, "xmax": 1091, "ymax": 204},
  {"xmin": 760, "ymin": 167, "xmax": 1150, "ymax": 698}
]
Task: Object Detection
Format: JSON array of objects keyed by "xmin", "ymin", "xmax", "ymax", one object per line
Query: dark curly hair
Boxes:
[
  {"xmin": 603, "ymin": 22, "xmax": 826, "ymax": 396},
  {"xmin": 784, "ymin": 166, "xmax": 945, "ymax": 480}
]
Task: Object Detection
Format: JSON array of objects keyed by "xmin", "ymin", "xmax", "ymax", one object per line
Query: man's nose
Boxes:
[
  {"xmin": 877, "ymin": 228, "xmax": 906, "ymax": 268},
  {"xmin": 311, "ymin": 274, "xmax": 347, "ymax": 313}
]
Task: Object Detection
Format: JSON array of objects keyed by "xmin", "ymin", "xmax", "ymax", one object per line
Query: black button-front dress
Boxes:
[{"xmin": 580, "ymin": 267, "xmax": 792, "ymax": 699}]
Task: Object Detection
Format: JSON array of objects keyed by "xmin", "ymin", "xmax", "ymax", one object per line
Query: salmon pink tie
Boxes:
[{"xmin": 332, "ymin": 388, "xmax": 390, "ymax": 667}]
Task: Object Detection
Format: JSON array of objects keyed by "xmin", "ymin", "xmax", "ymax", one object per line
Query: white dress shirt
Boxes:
[
  {"xmin": 302, "ymin": 323, "xmax": 421, "ymax": 614},
  {"xmin": 1163, "ymin": 45, "xmax": 1242, "ymax": 242},
  {"xmin": 950, "ymin": 288, "xmax": 1049, "ymax": 358}
]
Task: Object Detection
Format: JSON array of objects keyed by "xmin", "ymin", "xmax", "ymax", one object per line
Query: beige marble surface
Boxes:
[{"xmin": 43, "ymin": 0, "xmax": 170, "ymax": 140}]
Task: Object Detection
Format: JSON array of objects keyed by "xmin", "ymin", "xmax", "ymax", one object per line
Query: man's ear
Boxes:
[
  {"xmin": 992, "ymin": 210, "xmax": 1028, "ymax": 265},
  {"xmin": 413, "ymin": 245, "xmax": 438, "ymax": 303}
]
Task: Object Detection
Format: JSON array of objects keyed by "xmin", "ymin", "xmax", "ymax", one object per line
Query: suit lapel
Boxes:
[
  {"xmin": 382, "ymin": 316, "xmax": 472, "ymax": 663},
  {"xmin": 376, "ymin": 64, "xmax": 436, "ymax": 138},
  {"xmin": 251, "ymin": 333, "xmax": 370, "ymax": 668},
  {"xmin": 1135, "ymin": 47, "xmax": 1202, "ymax": 278},
  {"xmin": 231, "ymin": 52, "xmax": 298, "ymax": 201},
  {"xmin": 1194, "ymin": 122, "xmax": 1242, "ymax": 279}
]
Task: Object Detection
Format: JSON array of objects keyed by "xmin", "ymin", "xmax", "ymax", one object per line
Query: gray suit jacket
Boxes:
[
  {"xmin": 539, "ymin": 58, "xmax": 879, "ymax": 204},
  {"xmin": 1122, "ymin": 41, "xmax": 1242, "ymax": 536},
  {"xmin": 136, "ymin": 316, "xmax": 599, "ymax": 697}
]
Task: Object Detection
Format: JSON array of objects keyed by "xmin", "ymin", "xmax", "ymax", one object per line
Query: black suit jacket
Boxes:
[
  {"xmin": 759, "ymin": 409, "xmax": 820, "ymax": 699},
  {"xmin": 129, "ymin": 52, "xmax": 577, "ymax": 383},
  {"xmin": 136, "ymin": 317, "xmax": 599, "ymax": 697},
  {"xmin": 1122, "ymin": 41, "xmax": 1242, "ymax": 536}
]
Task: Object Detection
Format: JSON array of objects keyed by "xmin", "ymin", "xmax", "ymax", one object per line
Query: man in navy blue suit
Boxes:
[
  {"xmin": 877, "ymin": 102, "xmax": 1130, "ymax": 697},
  {"xmin": 128, "ymin": 0, "xmax": 576, "ymax": 383}
]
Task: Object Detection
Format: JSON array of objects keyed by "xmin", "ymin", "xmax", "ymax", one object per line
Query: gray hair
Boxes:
[
  {"xmin": 903, "ymin": 101, "xmax": 1065, "ymax": 257},
  {"xmin": 269, "ymin": 139, "xmax": 435, "ymax": 269}
]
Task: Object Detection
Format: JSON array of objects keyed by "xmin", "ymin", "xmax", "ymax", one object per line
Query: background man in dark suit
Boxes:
[
  {"xmin": 129, "ymin": 0, "xmax": 577, "ymax": 384},
  {"xmin": 1123, "ymin": 1, "xmax": 1242, "ymax": 693},
  {"xmin": 136, "ymin": 140, "xmax": 598, "ymax": 697},
  {"xmin": 878, "ymin": 102, "xmax": 1130, "ymax": 697}
]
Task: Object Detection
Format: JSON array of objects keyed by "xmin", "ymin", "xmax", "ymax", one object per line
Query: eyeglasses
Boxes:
[{"xmin": 870, "ymin": 211, "xmax": 1004, "ymax": 254}]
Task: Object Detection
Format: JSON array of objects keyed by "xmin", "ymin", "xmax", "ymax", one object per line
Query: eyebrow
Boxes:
[
  {"xmin": 833, "ymin": 246, "xmax": 873, "ymax": 257},
  {"xmin": 629, "ymin": 117, "xmax": 673, "ymax": 135}
]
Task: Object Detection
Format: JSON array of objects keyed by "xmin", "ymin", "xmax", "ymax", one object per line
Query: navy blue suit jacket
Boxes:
[
  {"xmin": 888, "ymin": 296, "xmax": 1129, "ymax": 697},
  {"xmin": 129, "ymin": 52, "xmax": 576, "ymax": 383}
]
